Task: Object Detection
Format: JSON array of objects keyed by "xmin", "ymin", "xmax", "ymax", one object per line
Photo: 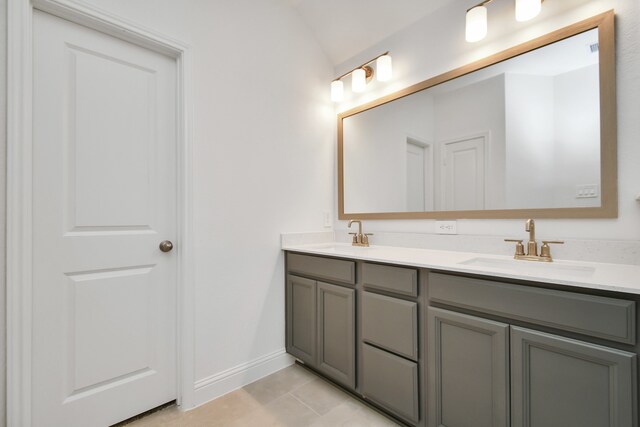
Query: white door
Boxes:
[
  {"xmin": 406, "ymin": 139, "xmax": 434, "ymax": 211},
  {"xmin": 442, "ymin": 136, "xmax": 485, "ymax": 210},
  {"xmin": 406, "ymin": 141, "xmax": 425, "ymax": 211},
  {"xmin": 32, "ymin": 10, "xmax": 177, "ymax": 426}
]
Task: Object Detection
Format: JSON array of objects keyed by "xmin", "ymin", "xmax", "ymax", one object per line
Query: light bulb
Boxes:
[
  {"xmin": 376, "ymin": 55, "xmax": 393, "ymax": 82},
  {"xmin": 515, "ymin": 0, "xmax": 541, "ymax": 22},
  {"xmin": 352, "ymin": 68, "xmax": 366, "ymax": 93},
  {"xmin": 465, "ymin": 6, "xmax": 487, "ymax": 42},
  {"xmin": 331, "ymin": 80, "xmax": 344, "ymax": 102}
]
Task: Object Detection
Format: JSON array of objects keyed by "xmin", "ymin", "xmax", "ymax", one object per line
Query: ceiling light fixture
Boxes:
[
  {"xmin": 330, "ymin": 52, "xmax": 392, "ymax": 102},
  {"xmin": 465, "ymin": 0, "xmax": 543, "ymax": 43}
]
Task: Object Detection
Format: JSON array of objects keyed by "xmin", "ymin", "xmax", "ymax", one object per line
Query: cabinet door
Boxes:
[
  {"xmin": 428, "ymin": 307, "xmax": 509, "ymax": 427},
  {"xmin": 511, "ymin": 326, "xmax": 637, "ymax": 427},
  {"xmin": 317, "ymin": 281, "xmax": 356, "ymax": 388},
  {"xmin": 286, "ymin": 275, "xmax": 316, "ymax": 365}
]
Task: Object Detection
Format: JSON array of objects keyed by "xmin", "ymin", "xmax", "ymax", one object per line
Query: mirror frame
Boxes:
[{"xmin": 338, "ymin": 11, "xmax": 616, "ymax": 220}]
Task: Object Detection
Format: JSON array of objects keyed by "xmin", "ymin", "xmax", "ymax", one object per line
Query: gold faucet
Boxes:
[
  {"xmin": 525, "ymin": 219, "xmax": 537, "ymax": 256},
  {"xmin": 505, "ymin": 219, "xmax": 564, "ymax": 262},
  {"xmin": 348, "ymin": 219, "xmax": 372, "ymax": 247}
]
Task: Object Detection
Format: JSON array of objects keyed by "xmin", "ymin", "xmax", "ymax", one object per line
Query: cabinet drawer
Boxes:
[
  {"xmin": 363, "ymin": 263, "xmax": 418, "ymax": 297},
  {"xmin": 362, "ymin": 343, "xmax": 419, "ymax": 425},
  {"xmin": 287, "ymin": 253, "xmax": 355, "ymax": 285},
  {"xmin": 362, "ymin": 292, "xmax": 418, "ymax": 360},
  {"xmin": 429, "ymin": 272, "xmax": 636, "ymax": 345}
]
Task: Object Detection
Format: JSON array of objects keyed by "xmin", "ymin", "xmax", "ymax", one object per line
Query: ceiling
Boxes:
[{"xmin": 287, "ymin": 0, "xmax": 450, "ymax": 66}]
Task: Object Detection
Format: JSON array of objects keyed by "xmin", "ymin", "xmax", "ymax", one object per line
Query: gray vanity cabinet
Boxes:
[
  {"xmin": 286, "ymin": 275, "xmax": 316, "ymax": 365},
  {"xmin": 511, "ymin": 326, "xmax": 636, "ymax": 427},
  {"xmin": 287, "ymin": 252, "xmax": 639, "ymax": 427},
  {"xmin": 317, "ymin": 281, "xmax": 356, "ymax": 388},
  {"xmin": 427, "ymin": 307, "xmax": 509, "ymax": 427},
  {"xmin": 285, "ymin": 252, "xmax": 357, "ymax": 390}
]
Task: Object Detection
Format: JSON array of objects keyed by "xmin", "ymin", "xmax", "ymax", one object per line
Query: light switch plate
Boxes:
[
  {"xmin": 323, "ymin": 211, "xmax": 332, "ymax": 228},
  {"xmin": 436, "ymin": 220, "xmax": 457, "ymax": 235}
]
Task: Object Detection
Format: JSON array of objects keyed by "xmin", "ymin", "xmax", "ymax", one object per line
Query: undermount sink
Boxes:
[{"xmin": 459, "ymin": 257, "xmax": 596, "ymax": 276}]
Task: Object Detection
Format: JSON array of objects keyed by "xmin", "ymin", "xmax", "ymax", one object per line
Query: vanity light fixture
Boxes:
[
  {"xmin": 515, "ymin": 0, "xmax": 542, "ymax": 21},
  {"xmin": 351, "ymin": 68, "xmax": 367, "ymax": 93},
  {"xmin": 465, "ymin": 0, "xmax": 543, "ymax": 42},
  {"xmin": 466, "ymin": 4, "xmax": 488, "ymax": 42},
  {"xmin": 330, "ymin": 52, "xmax": 392, "ymax": 102}
]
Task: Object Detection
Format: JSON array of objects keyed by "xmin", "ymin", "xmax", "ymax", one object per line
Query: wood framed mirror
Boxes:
[{"xmin": 338, "ymin": 11, "xmax": 616, "ymax": 220}]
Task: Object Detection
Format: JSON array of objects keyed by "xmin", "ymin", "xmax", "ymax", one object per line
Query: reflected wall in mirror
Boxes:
[{"xmin": 338, "ymin": 11, "xmax": 616, "ymax": 220}]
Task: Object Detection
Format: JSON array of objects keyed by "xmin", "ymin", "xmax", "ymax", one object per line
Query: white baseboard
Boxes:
[{"xmin": 189, "ymin": 349, "xmax": 294, "ymax": 409}]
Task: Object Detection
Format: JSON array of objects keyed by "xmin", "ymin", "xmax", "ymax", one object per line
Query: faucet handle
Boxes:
[
  {"xmin": 362, "ymin": 233, "xmax": 373, "ymax": 246},
  {"xmin": 504, "ymin": 239, "xmax": 525, "ymax": 257},
  {"xmin": 540, "ymin": 240, "xmax": 564, "ymax": 260},
  {"xmin": 348, "ymin": 232, "xmax": 358, "ymax": 244}
]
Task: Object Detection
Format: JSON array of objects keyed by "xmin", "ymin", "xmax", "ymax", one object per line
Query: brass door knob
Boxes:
[{"xmin": 159, "ymin": 240, "xmax": 174, "ymax": 253}]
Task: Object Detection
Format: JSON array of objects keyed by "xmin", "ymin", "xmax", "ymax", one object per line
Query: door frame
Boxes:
[{"xmin": 7, "ymin": 0, "xmax": 196, "ymax": 425}]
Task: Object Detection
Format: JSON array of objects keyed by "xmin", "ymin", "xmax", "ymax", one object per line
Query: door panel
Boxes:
[
  {"xmin": 442, "ymin": 136, "xmax": 485, "ymax": 210},
  {"xmin": 511, "ymin": 327, "xmax": 636, "ymax": 427},
  {"xmin": 33, "ymin": 10, "xmax": 177, "ymax": 426},
  {"xmin": 69, "ymin": 267, "xmax": 154, "ymax": 392},
  {"xmin": 71, "ymin": 46, "xmax": 155, "ymax": 229}
]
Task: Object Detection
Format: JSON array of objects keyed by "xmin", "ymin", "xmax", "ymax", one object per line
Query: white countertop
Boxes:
[{"xmin": 282, "ymin": 242, "xmax": 640, "ymax": 295}]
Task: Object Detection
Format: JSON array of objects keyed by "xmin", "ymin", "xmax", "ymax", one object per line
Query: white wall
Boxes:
[
  {"xmin": 45, "ymin": 0, "xmax": 335, "ymax": 408},
  {"xmin": 504, "ymin": 73, "xmax": 556, "ymax": 208},
  {"xmin": 343, "ymin": 90, "xmax": 434, "ymax": 212},
  {"xmin": 335, "ymin": 0, "xmax": 640, "ymax": 242},
  {"xmin": 553, "ymin": 64, "xmax": 601, "ymax": 207}
]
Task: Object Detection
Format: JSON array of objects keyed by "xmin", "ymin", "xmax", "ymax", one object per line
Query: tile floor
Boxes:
[{"xmin": 124, "ymin": 364, "xmax": 401, "ymax": 427}]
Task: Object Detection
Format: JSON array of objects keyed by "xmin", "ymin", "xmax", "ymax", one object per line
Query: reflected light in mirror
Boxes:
[
  {"xmin": 516, "ymin": 0, "xmax": 542, "ymax": 22},
  {"xmin": 352, "ymin": 68, "xmax": 367, "ymax": 92},
  {"xmin": 331, "ymin": 80, "xmax": 344, "ymax": 102},
  {"xmin": 376, "ymin": 55, "xmax": 393, "ymax": 82},
  {"xmin": 466, "ymin": 6, "xmax": 488, "ymax": 42}
]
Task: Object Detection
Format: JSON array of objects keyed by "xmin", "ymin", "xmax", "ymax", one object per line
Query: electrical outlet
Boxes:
[
  {"xmin": 576, "ymin": 184, "xmax": 599, "ymax": 199},
  {"xmin": 436, "ymin": 220, "xmax": 457, "ymax": 235},
  {"xmin": 323, "ymin": 211, "xmax": 332, "ymax": 228}
]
